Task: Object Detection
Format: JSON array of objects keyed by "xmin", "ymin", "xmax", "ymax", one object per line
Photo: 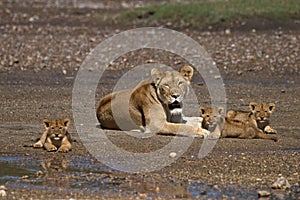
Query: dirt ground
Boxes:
[{"xmin": 0, "ymin": 1, "xmax": 299, "ymax": 199}]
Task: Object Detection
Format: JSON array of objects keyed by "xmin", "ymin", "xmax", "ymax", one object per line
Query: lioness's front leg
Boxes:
[
  {"xmin": 158, "ymin": 122, "xmax": 205, "ymax": 137},
  {"xmin": 146, "ymin": 105, "xmax": 202, "ymax": 137},
  {"xmin": 264, "ymin": 125, "xmax": 277, "ymax": 134}
]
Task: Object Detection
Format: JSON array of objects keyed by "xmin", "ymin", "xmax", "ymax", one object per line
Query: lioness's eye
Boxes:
[
  {"xmin": 178, "ymin": 81, "xmax": 184, "ymax": 85},
  {"xmin": 163, "ymin": 83, "xmax": 169, "ymax": 88}
]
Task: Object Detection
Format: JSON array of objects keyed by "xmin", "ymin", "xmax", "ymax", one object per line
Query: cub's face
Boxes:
[
  {"xmin": 44, "ymin": 118, "xmax": 70, "ymax": 141},
  {"xmin": 249, "ymin": 102, "xmax": 275, "ymax": 123},
  {"xmin": 200, "ymin": 107, "xmax": 224, "ymax": 130},
  {"xmin": 151, "ymin": 66, "xmax": 193, "ymax": 111}
]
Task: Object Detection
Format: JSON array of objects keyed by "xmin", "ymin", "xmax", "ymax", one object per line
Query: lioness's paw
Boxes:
[
  {"xmin": 265, "ymin": 126, "xmax": 277, "ymax": 134},
  {"xmin": 196, "ymin": 127, "xmax": 210, "ymax": 138},
  {"xmin": 58, "ymin": 146, "xmax": 70, "ymax": 153},
  {"xmin": 33, "ymin": 141, "xmax": 43, "ymax": 148}
]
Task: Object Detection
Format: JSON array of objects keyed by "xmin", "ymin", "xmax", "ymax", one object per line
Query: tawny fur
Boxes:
[
  {"xmin": 200, "ymin": 107, "xmax": 277, "ymax": 141},
  {"xmin": 34, "ymin": 118, "xmax": 72, "ymax": 152},
  {"xmin": 97, "ymin": 66, "xmax": 207, "ymax": 137}
]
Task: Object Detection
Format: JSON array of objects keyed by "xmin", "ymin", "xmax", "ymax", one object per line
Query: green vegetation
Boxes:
[{"xmin": 117, "ymin": 0, "xmax": 300, "ymax": 28}]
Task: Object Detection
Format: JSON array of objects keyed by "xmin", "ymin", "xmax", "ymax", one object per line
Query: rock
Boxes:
[
  {"xmin": 169, "ymin": 152, "xmax": 177, "ymax": 158},
  {"xmin": 0, "ymin": 186, "xmax": 6, "ymax": 190},
  {"xmin": 272, "ymin": 176, "xmax": 291, "ymax": 189},
  {"xmin": 0, "ymin": 190, "xmax": 6, "ymax": 197},
  {"xmin": 257, "ymin": 190, "xmax": 270, "ymax": 198},
  {"xmin": 225, "ymin": 28, "xmax": 231, "ymax": 35}
]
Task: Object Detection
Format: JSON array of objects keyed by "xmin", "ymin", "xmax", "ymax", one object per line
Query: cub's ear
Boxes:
[
  {"xmin": 267, "ymin": 103, "xmax": 275, "ymax": 113},
  {"xmin": 151, "ymin": 68, "xmax": 163, "ymax": 86},
  {"xmin": 63, "ymin": 118, "xmax": 70, "ymax": 128},
  {"xmin": 43, "ymin": 119, "xmax": 51, "ymax": 129},
  {"xmin": 249, "ymin": 102, "xmax": 257, "ymax": 111},
  {"xmin": 217, "ymin": 107, "xmax": 225, "ymax": 115},
  {"xmin": 180, "ymin": 65, "xmax": 194, "ymax": 83}
]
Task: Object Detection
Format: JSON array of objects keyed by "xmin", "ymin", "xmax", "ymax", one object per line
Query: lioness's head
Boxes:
[
  {"xmin": 200, "ymin": 106, "xmax": 224, "ymax": 130},
  {"xmin": 151, "ymin": 66, "xmax": 193, "ymax": 111},
  {"xmin": 44, "ymin": 118, "xmax": 70, "ymax": 141},
  {"xmin": 249, "ymin": 102, "xmax": 275, "ymax": 123}
]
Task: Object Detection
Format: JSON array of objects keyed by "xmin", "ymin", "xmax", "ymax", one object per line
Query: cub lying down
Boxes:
[
  {"xmin": 227, "ymin": 102, "xmax": 277, "ymax": 134},
  {"xmin": 97, "ymin": 66, "xmax": 208, "ymax": 137},
  {"xmin": 200, "ymin": 107, "xmax": 278, "ymax": 142},
  {"xmin": 34, "ymin": 118, "xmax": 72, "ymax": 152}
]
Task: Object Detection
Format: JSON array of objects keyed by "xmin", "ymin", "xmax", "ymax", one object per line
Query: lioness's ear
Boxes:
[
  {"xmin": 249, "ymin": 102, "xmax": 257, "ymax": 111},
  {"xmin": 151, "ymin": 68, "xmax": 162, "ymax": 86},
  {"xmin": 63, "ymin": 118, "xmax": 70, "ymax": 128},
  {"xmin": 199, "ymin": 107, "xmax": 206, "ymax": 115},
  {"xmin": 180, "ymin": 65, "xmax": 194, "ymax": 83},
  {"xmin": 43, "ymin": 119, "xmax": 50, "ymax": 129},
  {"xmin": 267, "ymin": 103, "xmax": 275, "ymax": 113}
]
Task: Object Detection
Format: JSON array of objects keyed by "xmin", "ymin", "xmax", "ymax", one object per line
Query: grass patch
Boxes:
[{"xmin": 117, "ymin": 0, "xmax": 300, "ymax": 28}]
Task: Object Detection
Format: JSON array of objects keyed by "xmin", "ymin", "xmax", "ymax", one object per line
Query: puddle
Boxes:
[
  {"xmin": 188, "ymin": 182, "xmax": 257, "ymax": 199},
  {"xmin": 1, "ymin": 152, "xmax": 299, "ymax": 198}
]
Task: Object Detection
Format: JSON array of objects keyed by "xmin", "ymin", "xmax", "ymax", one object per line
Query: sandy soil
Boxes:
[{"xmin": 0, "ymin": 1, "xmax": 299, "ymax": 199}]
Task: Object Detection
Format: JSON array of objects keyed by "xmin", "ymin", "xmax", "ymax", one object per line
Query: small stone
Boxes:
[
  {"xmin": 0, "ymin": 190, "xmax": 6, "ymax": 197},
  {"xmin": 22, "ymin": 175, "xmax": 29, "ymax": 179},
  {"xmin": 139, "ymin": 193, "xmax": 147, "ymax": 198},
  {"xmin": 35, "ymin": 170, "xmax": 43, "ymax": 177},
  {"xmin": 169, "ymin": 152, "xmax": 177, "ymax": 158},
  {"xmin": 272, "ymin": 176, "xmax": 291, "ymax": 189},
  {"xmin": 257, "ymin": 190, "xmax": 270, "ymax": 198},
  {"xmin": 0, "ymin": 186, "xmax": 6, "ymax": 190},
  {"xmin": 225, "ymin": 29, "xmax": 231, "ymax": 35},
  {"xmin": 200, "ymin": 190, "xmax": 206, "ymax": 195},
  {"xmin": 62, "ymin": 69, "xmax": 67, "ymax": 75}
]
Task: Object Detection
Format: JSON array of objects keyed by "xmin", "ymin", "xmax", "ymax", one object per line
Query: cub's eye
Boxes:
[
  {"xmin": 51, "ymin": 127, "xmax": 54, "ymax": 130},
  {"xmin": 59, "ymin": 127, "xmax": 63, "ymax": 130}
]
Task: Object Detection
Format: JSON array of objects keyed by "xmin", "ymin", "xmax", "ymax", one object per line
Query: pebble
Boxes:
[
  {"xmin": 0, "ymin": 190, "xmax": 6, "ymax": 197},
  {"xmin": 272, "ymin": 176, "xmax": 291, "ymax": 189},
  {"xmin": 225, "ymin": 28, "xmax": 231, "ymax": 35},
  {"xmin": 169, "ymin": 152, "xmax": 177, "ymax": 158},
  {"xmin": 257, "ymin": 190, "xmax": 270, "ymax": 198}
]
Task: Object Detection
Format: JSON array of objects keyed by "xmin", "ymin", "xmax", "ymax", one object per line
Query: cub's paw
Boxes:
[
  {"xmin": 47, "ymin": 146, "xmax": 57, "ymax": 152},
  {"xmin": 33, "ymin": 141, "xmax": 43, "ymax": 148},
  {"xmin": 58, "ymin": 146, "xmax": 70, "ymax": 153}
]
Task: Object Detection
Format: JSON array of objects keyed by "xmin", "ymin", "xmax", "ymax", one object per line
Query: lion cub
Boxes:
[
  {"xmin": 34, "ymin": 118, "xmax": 72, "ymax": 152},
  {"xmin": 200, "ymin": 107, "xmax": 277, "ymax": 141},
  {"xmin": 227, "ymin": 102, "xmax": 277, "ymax": 134}
]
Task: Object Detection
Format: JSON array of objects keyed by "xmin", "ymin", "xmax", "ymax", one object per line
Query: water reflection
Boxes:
[{"xmin": 39, "ymin": 155, "xmax": 70, "ymax": 188}]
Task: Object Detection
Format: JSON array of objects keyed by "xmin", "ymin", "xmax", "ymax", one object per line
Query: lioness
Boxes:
[
  {"xmin": 227, "ymin": 102, "xmax": 277, "ymax": 134},
  {"xmin": 97, "ymin": 66, "xmax": 207, "ymax": 136},
  {"xmin": 34, "ymin": 118, "xmax": 72, "ymax": 152},
  {"xmin": 200, "ymin": 107, "xmax": 278, "ymax": 141}
]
